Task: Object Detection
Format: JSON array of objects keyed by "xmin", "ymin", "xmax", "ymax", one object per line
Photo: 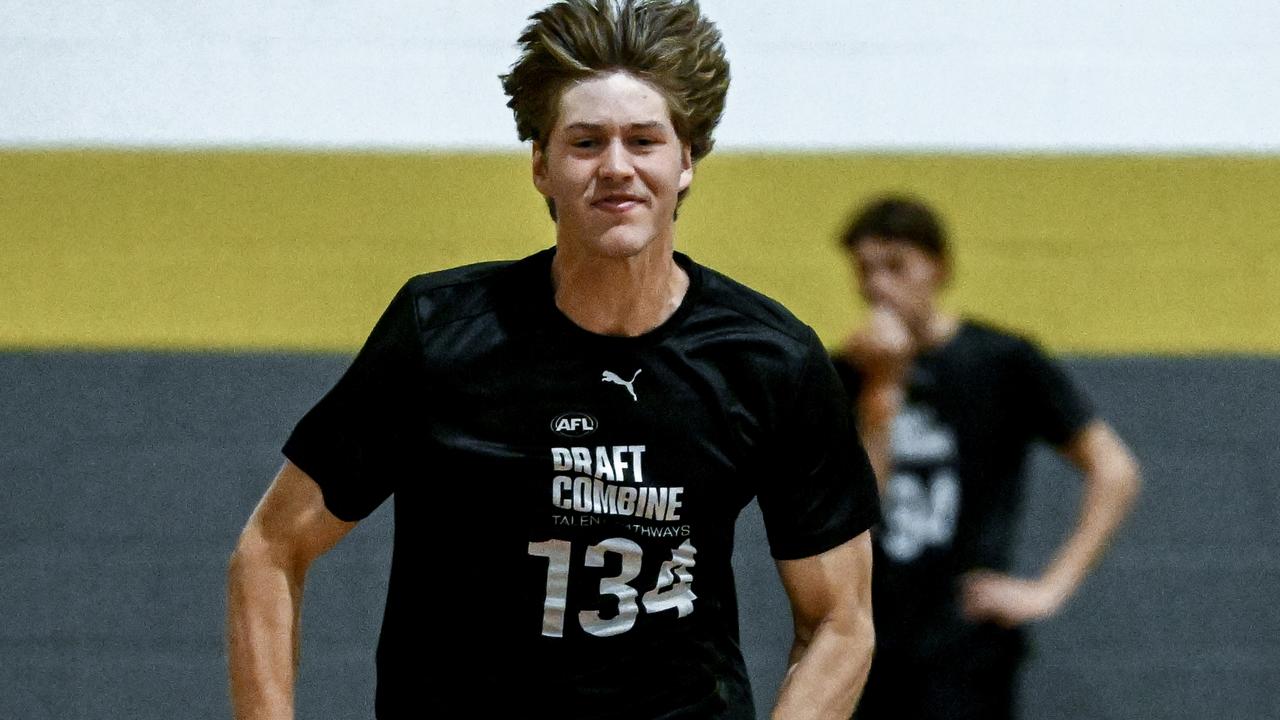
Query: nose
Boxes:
[
  {"xmin": 860, "ymin": 269, "xmax": 891, "ymax": 304},
  {"xmin": 599, "ymin": 138, "xmax": 634, "ymax": 181}
]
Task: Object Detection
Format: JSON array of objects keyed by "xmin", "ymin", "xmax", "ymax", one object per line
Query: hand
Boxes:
[
  {"xmin": 844, "ymin": 306, "xmax": 913, "ymax": 384},
  {"xmin": 959, "ymin": 570, "xmax": 1066, "ymax": 628}
]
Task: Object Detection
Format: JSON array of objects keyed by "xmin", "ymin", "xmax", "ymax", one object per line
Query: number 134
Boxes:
[{"xmin": 527, "ymin": 538, "xmax": 697, "ymax": 638}]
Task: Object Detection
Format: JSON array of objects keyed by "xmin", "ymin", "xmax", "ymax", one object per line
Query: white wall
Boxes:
[{"xmin": 2, "ymin": 1, "xmax": 1277, "ymax": 151}]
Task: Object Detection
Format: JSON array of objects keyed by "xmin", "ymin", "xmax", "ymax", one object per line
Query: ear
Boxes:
[
  {"xmin": 937, "ymin": 257, "xmax": 953, "ymax": 288},
  {"xmin": 677, "ymin": 143, "xmax": 694, "ymax": 193},
  {"xmin": 531, "ymin": 141, "xmax": 550, "ymax": 196},
  {"xmin": 931, "ymin": 253, "xmax": 952, "ymax": 289}
]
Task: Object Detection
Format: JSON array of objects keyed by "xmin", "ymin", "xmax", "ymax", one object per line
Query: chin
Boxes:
[{"xmin": 586, "ymin": 226, "xmax": 661, "ymax": 259}]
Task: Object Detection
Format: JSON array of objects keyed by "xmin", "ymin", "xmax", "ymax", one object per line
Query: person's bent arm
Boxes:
[
  {"xmin": 842, "ymin": 307, "xmax": 913, "ymax": 492},
  {"xmin": 962, "ymin": 420, "xmax": 1141, "ymax": 625},
  {"xmin": 227, "ymin": 461, "xmax": 356, "ymax": 719},
  {"xmin": 854, "ymin": 382, "xmax": 902, "ymax": 495},
  {"xmin": 771, "ymin": 532, "xmax": 875, "ymax": 720}
]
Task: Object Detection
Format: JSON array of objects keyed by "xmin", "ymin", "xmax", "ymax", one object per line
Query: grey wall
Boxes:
[{"xmin": 2, "ymin": 353, "xmax": 1276, "ymax": 718}]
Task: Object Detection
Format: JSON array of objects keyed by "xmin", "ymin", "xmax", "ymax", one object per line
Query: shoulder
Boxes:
[
  {"xmin": 952, "ymin": 319, "xmax": 1084, "ymax": 405},
  {"xmin": 398, "ymin": 251, "xmax": 548, "ymax": 331},
  {"xmin": 692, "ymin": 259, "xmax": 822, "ymax": 354},
  {"xmin": 827, "ymin": 350, "xmax": 863, "ymax": 395},
  {"xmin": 404, "ymin": 259, "xmax": 514, "ymax": 294},
  {"xmin": 953, "ymin": 318, "xmax": 1053, "ymax": 364}
]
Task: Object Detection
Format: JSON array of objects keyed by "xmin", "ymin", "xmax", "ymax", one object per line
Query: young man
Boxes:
[
  {"xmin": 227, "ymin": 2, "xmax": 879, "ymax": 718},
  {"xmin": 832, "ymin": 196, "xmax": 1141, "ymax": 720}
]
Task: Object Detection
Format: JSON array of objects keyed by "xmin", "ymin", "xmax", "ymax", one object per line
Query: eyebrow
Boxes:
[{"xmin": 562, "ymin": 121, "xmax": 668, "ymax": 133}]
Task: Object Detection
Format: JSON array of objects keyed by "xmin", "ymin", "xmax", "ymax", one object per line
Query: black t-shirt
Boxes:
[
  {"xmin": 831, "ymin": 321, "xmax": 1093, "ymax": 660},
  {"xmin": 284, "ymin": 248, "xmax": 879, "ymax": 719}
]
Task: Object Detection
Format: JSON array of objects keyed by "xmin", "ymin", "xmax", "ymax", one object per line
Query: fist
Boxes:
[{"xmin": 846, "ymin": 306, "xmax": 913, "ymax": 383}]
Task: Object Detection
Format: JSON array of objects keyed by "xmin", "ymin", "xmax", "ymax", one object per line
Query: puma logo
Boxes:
[{"xmin": 601, "ymin": 369, "xmax": 642, "ymax": 402}]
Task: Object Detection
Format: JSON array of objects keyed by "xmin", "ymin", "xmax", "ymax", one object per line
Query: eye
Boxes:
[{"xmin": 571, "ymin": 138, "xmax": 597, "ymax": 149}]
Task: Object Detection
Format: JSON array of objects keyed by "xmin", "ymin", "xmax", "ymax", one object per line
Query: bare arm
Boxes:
[
  {"xmin": 227, "ymin": 461, "xmax": 356, "ymax": 719},
  {"xmin": 842, "ymin": 307, "xmax": 913, "ymax": 493},
  {"xmin": 962, "ymin": 420, "xmax": 1141, "ymax": 626},
  {"xmin": 854, "ymin": 383, "xmax": 901, "ymax": 495},
  {"xmin": 771, "ymin": 532, "xmax": 875, "ymax": 720}
]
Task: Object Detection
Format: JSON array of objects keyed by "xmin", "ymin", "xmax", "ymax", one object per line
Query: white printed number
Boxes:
[
  {"xmin": 527, "ymin": 538, "xmax": 697, "ymax": 637},
  {"xmin": 882, "ymin": 469, "xmax": 960, "ymax": 562}
]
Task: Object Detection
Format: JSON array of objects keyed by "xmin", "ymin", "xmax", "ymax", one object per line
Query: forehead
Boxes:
[
  {"xmin": 852, "ymin": 236, "xmax": 939, "ymax": 267},
  {"xmin": 552, "ymin": 71, "xmax": 676, "ymax": 133}
]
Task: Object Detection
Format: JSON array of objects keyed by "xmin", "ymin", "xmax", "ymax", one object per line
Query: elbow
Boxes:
[
  {"xmin": 1126, "ymin": 462, "xmax": 1142, "ymax": 501},
  {"xmin": 791, "ymin": 603, "xmax": 873, "ymax": 653},
  {"xmin": 226, "ymin": 530, "xmax": 307, "ymax": 626},
  {"xmin": 840, "ymin": 606, "xmax": 877, "ymax": 702},
  {"xmin": 1115, "ymin": 454, "xmax": 1143, "ymax": 509},
  {"xmin": 228, "ymin": 526, "xmax": 266, "ymax": 574},
  {"xmin": 1090, "ymin": 442, "xmax": 1142, "ymax": 513},
  {"xmin": 227, "ymin": 532, "xmax": 265, "ymax": 593},
  {"xmin": 855, "ymin": 602, "xmax": 876, "ymax": 664},
  {"xmin": 227, "ymin": 527, "xmax": 297, "ymax": 589},
  {"xmin": 226, "ymin": 539, "xmax": 258, "ymax": 623}
]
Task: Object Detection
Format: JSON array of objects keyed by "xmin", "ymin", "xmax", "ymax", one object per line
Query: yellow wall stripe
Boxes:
[{"xmin": 2, "ymin": 150, "xmax": 1276, "ymax": 353}]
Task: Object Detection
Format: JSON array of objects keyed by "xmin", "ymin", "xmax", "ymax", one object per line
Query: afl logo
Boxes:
[{"xmin": 551, "ymin": 412, "xmax": 597, "ymax": 437}]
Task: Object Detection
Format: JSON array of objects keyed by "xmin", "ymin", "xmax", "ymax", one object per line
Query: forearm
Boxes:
[
  {"xmin": 227, "ymin": 548, "xmax": 304, "ymax": 720},
  {"xmin": 772, "ymin": 611, "xmax": 875, "ymax": 720},
  {"xmin": 856, "ymin": 382, "xmax": 902, "ymax": 494},
  {"xmin": 1040, "ymin": 461, "xmax": 1140, "ymax": 601}
]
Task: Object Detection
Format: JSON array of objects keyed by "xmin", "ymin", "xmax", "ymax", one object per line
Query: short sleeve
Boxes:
[
  {"xmin": 756, "ymin": 334, "xmax": 881, "ymax": 561},
  {"xmin": 828, "ymin": 352, "xmax": 865, "ymax": 401},
  {"xmin": 1012, "ymin": 338, "xmax": 1095, "ymax": 447},
  {"xmin": 282, "ymin": 282, "xmax": 424, "ymax": 521}
]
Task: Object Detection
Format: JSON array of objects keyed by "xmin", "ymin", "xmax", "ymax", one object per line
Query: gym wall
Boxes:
[{"xmin": 2, "ymin": 3, "xmax": 1276, "ymax": 718}]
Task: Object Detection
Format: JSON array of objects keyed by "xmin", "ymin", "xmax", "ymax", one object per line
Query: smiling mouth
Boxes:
[{"xmin": 592, "ymin": 196, "xmax": 645, "ymax": 213}]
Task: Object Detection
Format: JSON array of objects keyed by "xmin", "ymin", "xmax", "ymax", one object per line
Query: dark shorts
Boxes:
[{"xmin": 854, "ymin": 627, "xmax": 1026, "ymax": 720}]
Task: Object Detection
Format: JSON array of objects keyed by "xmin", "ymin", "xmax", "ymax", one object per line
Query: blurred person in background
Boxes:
[
  {"xmin": 226, "ymin": 1, "xmax": 880, "ymax": 718},
  {"xmin": 831, "ymin": 196, "xmax": 1141, "ymax": 720}
]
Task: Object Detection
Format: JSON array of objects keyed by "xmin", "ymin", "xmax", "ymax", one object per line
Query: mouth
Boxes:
[{"xmin": 591, "ymin": 194, "xmax": 646, "ymax": 213}]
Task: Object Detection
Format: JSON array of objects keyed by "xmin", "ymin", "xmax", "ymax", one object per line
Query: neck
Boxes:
[{"xmin": 551, "ymin": 239, "xmax": 689, "ymax": 337}]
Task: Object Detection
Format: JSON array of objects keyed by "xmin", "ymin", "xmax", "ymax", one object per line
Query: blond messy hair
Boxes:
[{"xmin": 501, "ymin": 0, "xmax": 730, "ymax": 164}]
